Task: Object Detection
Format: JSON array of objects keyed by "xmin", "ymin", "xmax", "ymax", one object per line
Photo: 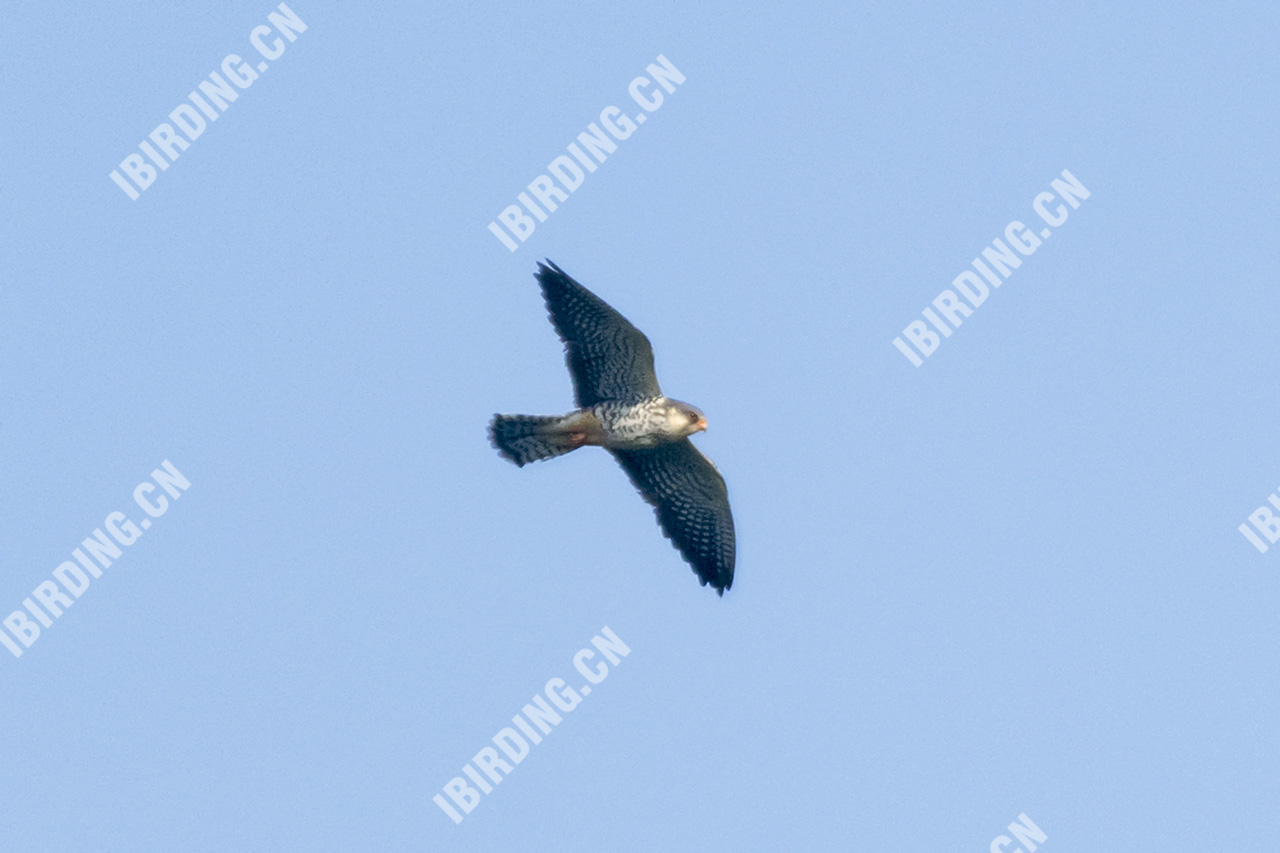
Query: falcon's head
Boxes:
[{"xmin": 667, "ymin": 400, "xmax": 708, "ymax": 436}]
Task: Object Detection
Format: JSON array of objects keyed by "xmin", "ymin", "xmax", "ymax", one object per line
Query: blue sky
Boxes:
[{"xmin": 2, "ymin": 2, "xmax": 1279, "ymax": 850}]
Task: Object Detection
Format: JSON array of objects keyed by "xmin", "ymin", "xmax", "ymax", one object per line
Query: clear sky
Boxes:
[{"xmin": 2, "ymin": 2, "xmax": 1278, "ymax": 850}]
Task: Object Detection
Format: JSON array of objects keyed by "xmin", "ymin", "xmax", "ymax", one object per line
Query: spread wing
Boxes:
[
  {"xmin": 536, "ymin": 261, "xmax": 661, "ymax": 407},
  {"xmin": 610, "ymin": 439, "xmax": 735, "ymax": 594}
]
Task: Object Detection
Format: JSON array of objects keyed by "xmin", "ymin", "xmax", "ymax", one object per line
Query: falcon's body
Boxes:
[
  {"xmin": 489, "ymin": 261, "xmax": 735, "ymax": 594},
  {"xmin": 522, "ymin": 398, "xmax": 705, "ymax": 452}
]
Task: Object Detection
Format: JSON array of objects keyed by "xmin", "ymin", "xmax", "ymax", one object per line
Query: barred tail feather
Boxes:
[{"xmin": 489, "ymin": 414, "xmax": 580, "ymax": 466}]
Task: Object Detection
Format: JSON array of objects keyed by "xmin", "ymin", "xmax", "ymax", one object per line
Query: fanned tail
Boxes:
[{"xmin": 489, "ymin": 414, "xmax": 581, "ymax": 466}]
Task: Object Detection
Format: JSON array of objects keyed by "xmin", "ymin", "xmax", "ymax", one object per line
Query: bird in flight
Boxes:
[{"xmin": 490, "ymin": 261, "xmax": 736, "ymax": 595}]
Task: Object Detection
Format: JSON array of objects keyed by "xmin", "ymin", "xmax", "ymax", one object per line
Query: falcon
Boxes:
[{"xmin": 489, "ymin": 260, "xmax": 736, "ymax": 595}]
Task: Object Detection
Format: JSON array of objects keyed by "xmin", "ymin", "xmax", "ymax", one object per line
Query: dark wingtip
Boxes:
[
  {"xmin": 701, "ymin": 572, "xmax": 730, "ymax": 597},
  {"xmin": 534, "ymin": 259, "xmax": 565, "ymax": 296}
]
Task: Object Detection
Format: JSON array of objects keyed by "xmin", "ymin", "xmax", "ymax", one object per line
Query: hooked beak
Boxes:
[{"xmin": 694, "ymin": 416, "xmax": 708, "ymax": 432}]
